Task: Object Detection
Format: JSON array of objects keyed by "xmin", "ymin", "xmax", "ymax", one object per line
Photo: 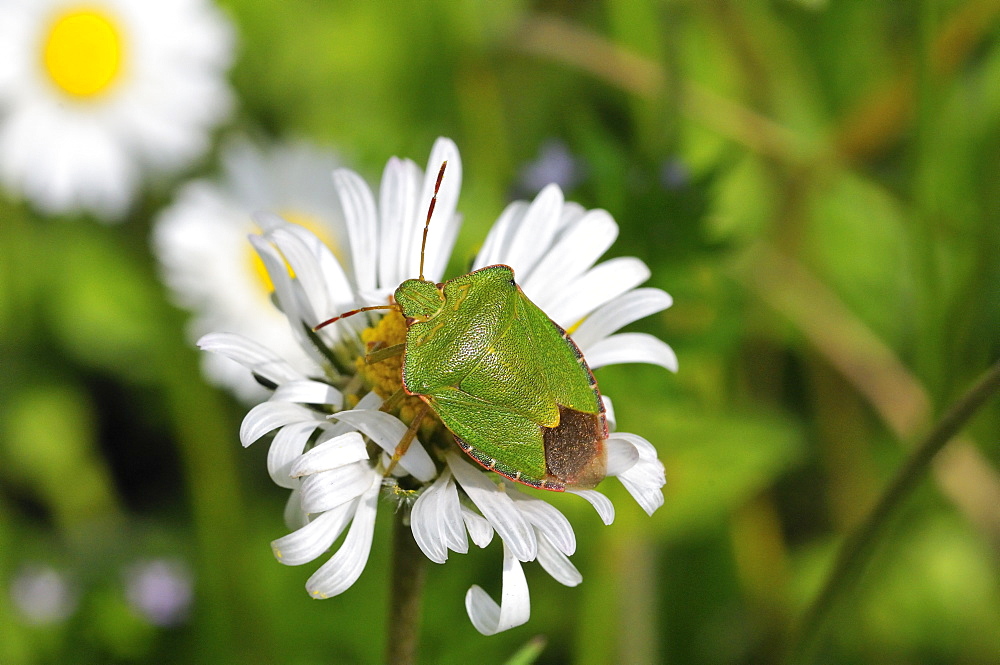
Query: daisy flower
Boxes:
[
  {"xmin": 153, "ymin": 137, "xmax": 347, "ymax": 402},
  {"xmin": 198, "ymin": 137, "xmax": 676, "ymax": 635},
  {"xmin": 0, "ymin": 0, "xmax": 234, "ymax": 219}
]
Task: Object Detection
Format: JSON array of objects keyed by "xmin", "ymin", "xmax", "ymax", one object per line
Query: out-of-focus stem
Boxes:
[
  {"xmin": 386, "ymin": 509, "xmax": 426, "ymax": 665},
  {"xmin": 787, "ymin": 359, "xmax": 1000, "ymax": 663}
]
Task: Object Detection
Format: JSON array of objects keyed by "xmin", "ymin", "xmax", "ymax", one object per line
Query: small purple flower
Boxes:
[
  {"xmin": 660, "ymin": 157, "xmax": 690, "ymax": 191},
  {"xmin": 517, "ymin": 140, "xmax": 584, "ymax": 195},
  {"xmin": 124, "ymin": 559, "xmax": 194, "ymax": 627}
]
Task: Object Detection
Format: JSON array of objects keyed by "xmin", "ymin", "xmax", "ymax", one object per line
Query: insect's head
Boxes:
[
  {"xmin": 313, "ymin": 159, "xmax": 449, "ymax": 333},
  {"xmin": 394, "ymin": 278, "xmax": 444, "ymax": 322}
]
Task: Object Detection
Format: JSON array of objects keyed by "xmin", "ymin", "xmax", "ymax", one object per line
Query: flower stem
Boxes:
[
  {"xmin": 386, "ymin": 508, "xmax": 426, "ymax": 665},
  {"xmin": 786, "ymin": 359, "xmax": 1000, "ymax": 663}
]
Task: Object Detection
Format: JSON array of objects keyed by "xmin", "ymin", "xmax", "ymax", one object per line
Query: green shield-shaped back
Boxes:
[{"xmin": 395, "ymin": 265, "xmax": 608, "ymax": 490}]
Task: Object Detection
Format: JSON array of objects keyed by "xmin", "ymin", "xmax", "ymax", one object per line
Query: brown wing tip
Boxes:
[{"xmin": 543, "ymin": 405, "xmax": 607, "ymax": 489}]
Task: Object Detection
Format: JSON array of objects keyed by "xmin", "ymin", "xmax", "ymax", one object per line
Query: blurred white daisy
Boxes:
[
  {"xmin": 10, "ymin": 563, "xmax": 78, "ymax": 625},
  {"xmin": 0, "ymin": 0, "xmax": 234, "ymax": 219},
  {"xmin": 198, "ymin": 137, "xmax": 675, "ymax": 635},
  {"xmin": 153, "ymin": 138, "xmax": 347, "ymax": 402}
]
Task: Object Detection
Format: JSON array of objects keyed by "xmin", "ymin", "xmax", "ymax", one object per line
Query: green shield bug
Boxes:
[{"xmin": 315, "ymin": 162, "xmax": 608, "ymax": 491}]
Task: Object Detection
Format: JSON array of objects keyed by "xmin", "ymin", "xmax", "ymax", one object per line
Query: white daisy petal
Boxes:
[
  {"xmin": 465, "ymin": 587, "xmax": 500, "ymax": 634},
  {"xmin": 267, "ymin": 421, "xmax": 320, "ymax": 488},
  {"xmin": 608, "ymin": 434, "xmax": 666, "ymax": 515},
  {"xmin": 465, "ymin": 544, "xmax": 531, "ymax": 636},
  {"xmin": 618, "ymin": 459, "xmax": 667, "ymax": 516},
  {"xmin": 306, "ymin": 473, "xmax": 381, "ymax": 598},
  {"xmin": 269, "ymin": 226, "xmax": 336, "ymax": 324},
  {"xmin": 411, "ymin": 474, "xmax": 449, "ymax": 563},
  {"xmin": 411, "ymin": 470, "xmax": 467, "ymax": 564},
  {"xmin": 509, "ymin": 490, "xmax": 576, "ymax": 556},
  {"xmin": 501, "ymin": 184, "xmax": 564, "ymax": 279},
  {"xmin": 546, "ymin": 257, "xmax": 651, "ymax": 327},
  {"xmin": 333, "ymin": 168, "xmax": 378, "ymax": 294},
  {"xmin": 299, "ymin": 462, "xmax": 377, "ymax": 515},
  {"xmin": 240, "ymin": 402, "xmax": 318, "ymax": 448},
  {"xmin": 330, "ymin": 409, "xmax": 435, "ymax": 483},
  {"xmin": 271, "ymin": 224, "xmax": 369, "ymax": 347},
  {"xmin": 473, "ymin": 201, "xmax": 528, "ymax": 269},
  {"xmin": 431, "ymin": 470, "xmax": 469, "ymax": 556},
  {"xmin": 303, "ymin": 230, "xmax": 362, "ymax": 319},
  {"xmin": 461, "ymin": 505, "xmax": 495, "ymax": 549},
  {"xmin": 271, "ymin": 500, "xmax": 356, "ymax": 566},
  {"xmin": 389, "ymin": 158, "xmax": 425, "ymax": 284},
  {"xmin": 536, "ymin": 534, "xmax": 583, "ymax": 587},
  {"xmin": 253, "ymin": 210, "xmax": 290, "ymax": 233},
  {"xmin": 559, "ymin": 201, "xmax": 587, "ymax": 227},
  {"xmin": 378, "ymin": 157, "xmax": 420, "ymax": 287},
  {"xmin": 520, "ymin": 209, "xmax": 619, "ymax": 308},
  {"xmin": 271, "ymin": 380, "xmax": 343, "ymax": 409},
  {"xmin": 249, "ymin": 234, "xmax": 316, "ymax": 348},
  {"xmin": 246, "ymin": 238, "xmax": 301, "ymax": 337},
  {"xmin": 419, "ymin": 137, "xmax": 463, "ymax": 282},
  {"xmin": 283, "ymin": 216, "xmax": 340, "ymax": 270},
  {"xmin": 196, "ymin": 333, "xmax": 304, "ymax": 387},
  {"xmin": 352, "ymin": 390, "xmax": 384, "ymax": 411},
  {"xmin": 198, "ymin": 354, "xmax": 273, "ymax": 403},
  {"xmin": 584, "ymin": 332, "xmax": 679, "ymax": 372},
  {"xmin": 605, "ymin": 437, "xmax": 641, "ymax": 477},
  {"xmin": 610, "ymin": 432, "xmax": 660, "ymax": 461},
  {"xmin": 447, "ymin": 453, "xmax": 536, "ymax": 562},
  {"xmin": 466, "ymin": 585, "xmax": 500, "ymax": 635},
  {"xmin": 571, "ymin": 288, "xmax": 674, "ymax": 351},
  {"xmin": 567, "ymin": 489, "xmax": 616, "ymax": 525},
  {"xmin": 289, "ymin": 432, "xmax": 368, "ymax": 478}
]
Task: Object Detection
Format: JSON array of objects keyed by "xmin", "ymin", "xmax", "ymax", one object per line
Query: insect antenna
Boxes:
[
  {"xmin": 313, "ymin": 304, "xmax": 397, "ymax": 331},
  {"xmin": 418, "ymin": 160, "xmax": 447, "ymax": 282},
  {"xmin": 316, "ymin": 161, "xmax": 446, "ymax": 332}
]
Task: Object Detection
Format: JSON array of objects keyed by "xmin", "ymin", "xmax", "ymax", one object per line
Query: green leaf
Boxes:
[{"xmin": 502, "ymin": 635, "xmax": 547, "ymax": 665}]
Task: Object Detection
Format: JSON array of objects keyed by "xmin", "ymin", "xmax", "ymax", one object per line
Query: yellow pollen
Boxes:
[
  {"xmin": 43, "ymin": 9, "xmax": 124, "ymax": 98},
  {"xmin": 357, "ymin": 310, "xmax": 408, "ymax": 400},
  {"xmin": 249, "ymin": 211, "xmax": 340, "ymax": 295}
]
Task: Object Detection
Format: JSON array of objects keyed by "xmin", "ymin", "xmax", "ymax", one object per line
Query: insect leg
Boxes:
[
  {"xmin": 365, "ymin": 343, "xmax": 405, "ymax": 365},
  {"xmin": 382, "ymin": 403, "xmax": 430, "ymax": 477},
  {"xmin": 379, "ymin": 387, "xmax": 407, "ymax": 413}
]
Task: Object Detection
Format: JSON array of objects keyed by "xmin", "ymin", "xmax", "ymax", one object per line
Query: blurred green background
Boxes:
[{"xmin": 2, "ymin": 1, "xmax": 999, "ymax": 663}]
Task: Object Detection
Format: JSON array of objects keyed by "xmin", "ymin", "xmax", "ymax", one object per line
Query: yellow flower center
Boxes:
[
  {"xmin": 249, "ymin": 212, "xmax": 340, "ymax": 295},
  {"xmin": 356, "ymin": 310, "xmax": 443, "ymax": 440},
  {"xmin": 42, "ymin": 8, "xmax": 124, "ymax": 98},
  {"xmin": 356, "ymin": 310, "xmax": 408, "ymax": 400}
]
